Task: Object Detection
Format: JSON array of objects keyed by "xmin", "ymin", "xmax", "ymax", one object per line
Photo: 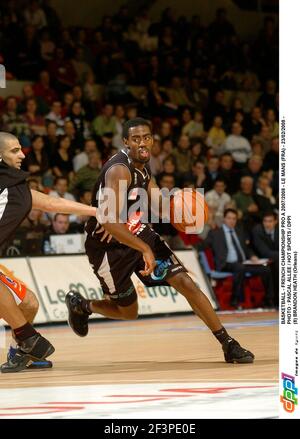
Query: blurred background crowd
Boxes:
[{"xmin": 0, "ymin": 0, "xmax": 279, "ymax": 308}]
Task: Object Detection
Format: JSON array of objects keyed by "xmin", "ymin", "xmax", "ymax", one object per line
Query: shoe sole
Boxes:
[
  {"xmin": 225, "ymin": 355, "xmax": 254, "ymax": 364},
  {"xmin": 66, "ymin": 294, "xmax": 88, "ymax": 337},
  {"xmin": 27, "ymin": 361, "xmax": 53, "ymax": 369},
  {"xmin": 1, "ymin": 345, "xmax": 55, "ymax": 373}
]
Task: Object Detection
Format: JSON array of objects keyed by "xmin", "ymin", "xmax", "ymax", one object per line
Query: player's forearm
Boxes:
[
  {"xmin": 31, "ymin": 190, "xmax": 96, "ymax": 216},
  {"xmin": 102, "ymin": 222, "xmax": 150, "ymax": 254},
  {"xmin": 48, "ymin": 197, "xmax": 96, "ymax": 216}
]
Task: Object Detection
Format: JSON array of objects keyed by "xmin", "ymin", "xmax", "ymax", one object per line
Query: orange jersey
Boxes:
[{"xmin": 0, "ymin": 264, "xmax": 27, "ymax": 304}]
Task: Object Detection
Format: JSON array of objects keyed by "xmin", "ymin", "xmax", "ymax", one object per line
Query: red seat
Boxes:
[{"xmin": 203, "ymin": 248, "xmax": 265, "ymax": 310}]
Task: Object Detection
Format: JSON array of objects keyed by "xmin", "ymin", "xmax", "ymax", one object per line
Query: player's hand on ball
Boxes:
[
  {"xmin": 96, "ymin": 226, "xmax": 113, "ymax": 243},
  {"xmin": 140, "ymin": 247, "xmax": 156, "ymax": 276}
]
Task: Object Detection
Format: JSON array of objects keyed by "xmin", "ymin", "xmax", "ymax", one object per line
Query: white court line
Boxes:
[{"xmin": 0, "ymin": 378, "xmax": 279, "ymax": 386}]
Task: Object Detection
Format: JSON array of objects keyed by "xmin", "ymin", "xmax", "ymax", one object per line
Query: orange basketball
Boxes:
[{"xmin": 170, "ymin": 189, "xmax": 208, "ymax": 233}]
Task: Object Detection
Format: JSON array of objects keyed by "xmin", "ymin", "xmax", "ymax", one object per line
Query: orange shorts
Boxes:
[{"xmin": 0, "ymin": 265, "xmax": 27, "ymax": 305}]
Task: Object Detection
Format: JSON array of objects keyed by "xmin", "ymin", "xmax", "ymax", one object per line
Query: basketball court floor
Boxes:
[{"xmin": 0, "ymin": 310, "xmax": 279, "ymax": 419}]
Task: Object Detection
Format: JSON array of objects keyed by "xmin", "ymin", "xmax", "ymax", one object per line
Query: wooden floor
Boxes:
[{"xmin": 0, "ymin": 311, "xmax": 278, "ymax": 388}]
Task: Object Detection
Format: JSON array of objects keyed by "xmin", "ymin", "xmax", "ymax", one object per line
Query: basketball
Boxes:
[{"xmin": 170, "ymin": 189, "xmax": 208, "ymax": 233}]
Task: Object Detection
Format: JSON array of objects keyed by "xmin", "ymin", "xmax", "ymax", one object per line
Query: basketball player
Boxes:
[
  {"xmin": 0, "ymin": 132, "xmax": 97, "ymax": 372},
  {"xmin": 66, "ymin": 118, "xmax": 254, "ymax": 364}
]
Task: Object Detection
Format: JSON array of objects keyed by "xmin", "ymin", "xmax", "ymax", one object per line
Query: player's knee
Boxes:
[
  {"xmin": 171, "ymin": 274, "xmax": 195, "ymax": 298},
  {"xmin": 20, "ymin": 290, "xmax": 39, "ymax": 318}
]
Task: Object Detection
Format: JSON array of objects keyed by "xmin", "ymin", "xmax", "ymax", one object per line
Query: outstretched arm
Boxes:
[{"xmin": 30, "ymin": 189, "xmax": 97, "ymax": 217}]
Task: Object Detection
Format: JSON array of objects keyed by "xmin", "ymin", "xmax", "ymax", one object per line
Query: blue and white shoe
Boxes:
[{"xmin": 7, "ymin": 346, "xmax": 53, "ymax": 369}]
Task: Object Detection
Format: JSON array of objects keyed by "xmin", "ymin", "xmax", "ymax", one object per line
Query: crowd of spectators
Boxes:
[{"xmin": 0, "ymin": 1, "xmax": 279, "ymax": 307}]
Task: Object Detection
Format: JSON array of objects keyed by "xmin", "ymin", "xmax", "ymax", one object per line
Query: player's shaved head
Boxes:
[
  {"xmin": 0, "ymin": 132, "xmax": 17, "ymax": 154},
  {"xmin": 0, "ymin": 132, "xmax": 25, "ymax": 168}
]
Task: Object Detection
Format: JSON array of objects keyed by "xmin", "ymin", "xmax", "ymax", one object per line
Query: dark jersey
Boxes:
[
  {"xmin": 85, "ymin": 149, "xmax": 153, "ymax": 249},
  {"xmin": 85, "ymin": 150, "xmax": 187, "ymax": 303},
  {"xmin": 0, "ymin": 161, "xmax": 31, "ymax": 249}
]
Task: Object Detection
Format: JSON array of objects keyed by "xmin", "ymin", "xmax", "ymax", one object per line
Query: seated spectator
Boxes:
[
  {"xmin": 61, "ymin": 92, "xmax": 74, "ymax": 118},
  {"xmin": 236, "ymin": 77, "xmax": 259, "ymax": 114},
  {"xmin": 46, "ymin": 100, "xmax": 65, "ymax": 135},
  {"xmin": 73, "ymin": 138, "xmax": 99, "ymax": 172},
  {"xmin": 33, "ymin": 70, "xmax": 58, "ymax": 107},
  {"xmin": 22, "ymin": 97, "xmax": 46, "ymax": 136},
  {"xmin": 49, "ymin": 176, "xmax": 76, "ymax": 201},
  {"xmin": 204, "ymin": 156, "xmax": 220, "ymax": 191},
  {"xmin": 48, "ymin": 47, "xmax": 78, "ymax": 92},
  {"xmin": 256, "ymin": 175, "xmax": 277, "ymax": 211},
  {"xmin": 24, "ymin": 0, "xmax": 47, "ymax": 29},
  {"xmin": 185, "ymin": 77, "xmax": 208, "ymax": 112},
  {"xmin": 71, "ymin": 47, "xmax": 93, "ymax": 84},
  {"xmin": 63, "ymin": 119, "xmax": 82, "ymax": 154},
  {"xmin": 19, "ymin": 207, "xmax": 48, "ymax": 238},
  {"xmin": 172, "ymin": 134, "xmax": 193, "ymax": 177},
  {"xmin": 166, "ymin": 76, "xmax": 193, "ymax": 108},
  {"xmin": 159, "ymin": 120, "xmax": 173, "ymax": 141},
  {"xmin": 43, "ymin": 120, "xmax": 58, "ymax": 156},
  {"xmin": 242, "ymin": 154, "xmax": 263, "ymax": 188},
  {"xmin": 198, "ymin": 208, "xmax": 275, "ymax": 308},
  {"xmin": 182, "ymin": 109, "xmax": 205, "ymax": 138},
  {"xmin": 206, "ymin": 116, "xmax": 226, "ymax": 156},
  {"xmin": 17, "ymin": 207, "xmax": 48, "ymax": 255},
  {"xmin": 65, "ymin": 100, "xmax": 89, "ymax": 141},
  {"xmin": 208, "ymin": 7, "xmax": 236, "ymax": 43},
  {"xmin": 252, "ymin": 211, "xmax": 279, "ymax": 306},
  {"xmin": 51, "ymin": 134, "xmax": 74, "ymax": 180},
  {"xmin": 148, "ymin": 136, "xmax": 163, "ymax": 176},
  {"xmin": 112, "ymin": 104, "xmax": 126, "ymax": 150},
  {"xmin": 205, "ymin": 90, "xmax": 227, "ymax": 128},
  {"xmin": 47, "ymin": 176, "xmax": 77, "ymax": 223},
  {"xmin": 190, "ymin": 140, "xmax": 205, "ymax": 162},
  {"xmin": 257, "ymin": 79, "xmax": 277, "ymax": 113},
  {"xmin": 263, "ymin": 137, "xmax": 279, "ymax": 171},
  {"xmin": 147, "ymin": 79, "xmax": 177, "ymax": 118},
  {"xmin": 232, "ymin": 110, "xmax": 245, "ymax": 131},
  {"xmin": 39, "ymin": 29, "xmax": 56, "ymax": 62},
  {"xmin": 23, "ymin": 135, "xmax": 50, "ymax": 180},
  {"xmin": 106, "ymin": 74, "xmax": 135, "ymax": 104},
  {"xmin": 18, "ymin": 83, "xmax": 48, "ymax": 115},
  {"xmin": 244, "ymin": 106, "xmax": 265, "ymax": 139},
  {"xmin": 43, "ymin": 213, "xmax": 82, "ymax": 254},
  {"xmin": 83, "ymin": 71, "xmax": 98, "ymax": 103},
  {"xmin": 232, "ymin": 176, "xmax": 260, "ymax": 230},
  {"xmin": 251, "ymin": 139, "xmax": 264, "ymax": 158},
  {"xmin": 42, "ymin": 0, "xmax": 61, "ymax": 32},
  {"xmin": 156, "ymin": 156, "xmax": 181, "ymax": 187},
  {"xmin": 265, "ymin": 108, "xmax": 279, "ymax": 138},
  {"xmin": 205, "ymin": 178, "xmax": 231, "ymax": 227},
  {"xmin": 218, "ymin": 152, "xmax": 240, "ymax": 195},
  {"xmin": 98, "ymin": 132, "xmax": 114, "ymax": 161},
  {"xmin": 183, "ymin": 159, "xmax": 206, "ymax": 189},
  {"xmin": 92, "ymin": 104, "xmax": 117, "ymax": 138},
  {"xmin": 0, "ymin": 96, "xmax": 31, "ymax": 140},
  {"xmin": 69, "ymin": 150, "xmax": 102, "ymax": 195},
  {"xmin": 16, "ymin": 24, "xmax": 42, "ymax": 80},
  {"xmin": 160, "ymin": 137, "xmax": 174, "ymax": 159},
  {"xmin": 224, "ymin": 122, "xmax": 251, "ymax": 168},
  {"xmin": 126, "ymin": 105, "xmax": 138, "ymax": 120},
  {"xmin": 252, "ymin": 125, "xmax": 273, "ymax": 155}
]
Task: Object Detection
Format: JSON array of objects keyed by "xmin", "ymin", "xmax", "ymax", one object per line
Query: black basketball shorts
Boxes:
[{"xmin": 85, "ymin": 230, "xmax": 187, "ymax": 306}]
